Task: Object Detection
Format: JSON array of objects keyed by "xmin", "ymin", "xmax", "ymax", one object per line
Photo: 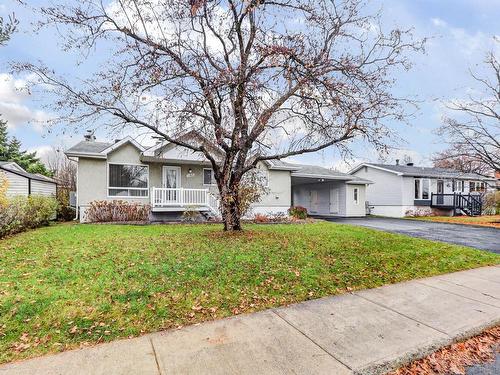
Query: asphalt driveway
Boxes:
[{"xmin": 324, "ymin": 217, "xmax": 500, "ymax": 254}]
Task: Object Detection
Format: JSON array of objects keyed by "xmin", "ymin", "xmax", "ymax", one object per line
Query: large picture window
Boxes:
[{"xmin": 108, "ymin": 164, "xmax": 149, "ymax": 197}]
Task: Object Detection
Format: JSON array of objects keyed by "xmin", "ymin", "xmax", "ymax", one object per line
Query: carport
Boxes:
[{"xmin": 289, "ymin": 164, "xmax": 372, "ymax": 217}]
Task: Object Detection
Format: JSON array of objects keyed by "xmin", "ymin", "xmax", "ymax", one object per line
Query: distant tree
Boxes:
[
  {"xmin": 432, "ymin": 150, "xmax": 492, "ymax": 176},
  {"xmin": 21, "ymin": 0, "xmax": 424, "ymax": 230},
  {"xmin": 0, "ymin": 119, "xmax": 52, "ymax": 176},
  {"xmin": 437, "ymin": 43, "xmax": 499, "ymax": 175}
]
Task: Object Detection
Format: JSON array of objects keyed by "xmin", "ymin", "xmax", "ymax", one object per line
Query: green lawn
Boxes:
[{"xmin": 0, "ymin": 222, "xmax": 498, "ymax": 363}]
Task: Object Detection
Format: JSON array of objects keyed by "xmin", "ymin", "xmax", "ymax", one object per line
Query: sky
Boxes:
[{"xmin": 0, "ymin": 0, "xmax": 499, "ymax": 171}]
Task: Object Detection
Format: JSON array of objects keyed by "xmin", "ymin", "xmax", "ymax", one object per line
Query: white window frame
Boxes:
[
  {"xmin": 414, "ymin": 179, "xmax": 420, "ymax": 199},
  {"xmin": 415, "ymin": 178, "xmax": 431, "ymax": 200},
  {"xmin": 353, "ymin": 188, "xmax": 359, "ymax": 205},
  {"xmin": 203, "ymin": 168, "xmax": 217, "ymax": 186},
  {"xmin": 107, "ymin": 162, "xmax": 150, "ymax": 198}
]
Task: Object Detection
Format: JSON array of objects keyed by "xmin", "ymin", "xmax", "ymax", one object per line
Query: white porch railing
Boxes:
[{"xmin": 151, "ymin": 187, "xmax": 220, "ymax": 214}]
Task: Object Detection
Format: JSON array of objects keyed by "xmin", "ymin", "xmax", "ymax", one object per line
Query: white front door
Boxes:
[
  {"xmin": 310, "ymin": 190, "xmax": 319, "ymax": 213},
  {"xmin": 330, "ymin": 188, "xmax": 340, "ymax": 214},
  {"xmin": 162, "ymin": 166, "xmax": 181, "ymax": 204}
]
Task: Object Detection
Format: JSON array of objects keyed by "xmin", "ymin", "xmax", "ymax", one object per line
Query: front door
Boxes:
[
  {"xmin": 437, "ymin": 180, "xmax": 444, "ymax": 204},
  {"xmin": 310, "ymin": 190, "xmax": 319, "ymax": 214},
  {"xmin": 330, "ymin": 188, "xmax": 340, "ymax": 214},
  {"xmin": 162, "ymin": 166, "xmax": 181, "ymax": 203}
]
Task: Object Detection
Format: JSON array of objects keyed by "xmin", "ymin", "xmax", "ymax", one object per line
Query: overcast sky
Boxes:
[{"xmin": 0, "ymin": 0, "xmax": 499, "ymax": 171}]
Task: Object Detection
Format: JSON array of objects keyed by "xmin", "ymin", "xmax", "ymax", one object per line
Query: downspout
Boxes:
[{"xmin": 28, "ymin": 177, "xmax": 32, "ymax": 196}]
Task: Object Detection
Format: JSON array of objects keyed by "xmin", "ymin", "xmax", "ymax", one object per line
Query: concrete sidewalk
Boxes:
[{"xmin": 2, "ymin": 266, "xmax": 500, "ymax": 375}]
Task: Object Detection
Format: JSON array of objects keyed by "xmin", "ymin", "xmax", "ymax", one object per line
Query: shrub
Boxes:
[
  {"xmin": 56, "ymin": 188, "xmax": 76, "ymax": 221},
  {"xmin": 288, "ymin": 206, "xmax": 308, "ymax": 220},
  {"xmin": 85, "ymin": 200, "xmax": 150, "ymax": 223},
  {"xmin": 0, "ymin": 171, "xmax": 8, "ymax": 207},
  {"xmin": 181, "ymin": 206, "xmax": 203, "ymax": 223},
  {"xmin": 0, "ymin": 195, "xmax": 58, "ymax": 238},
  {"xmin": 254, "ymin": 213, "xmax": 270, "ymax": 223},
  {"xmin": 483, "ymin": 191, "xmax": 500, "ymax": 215}
]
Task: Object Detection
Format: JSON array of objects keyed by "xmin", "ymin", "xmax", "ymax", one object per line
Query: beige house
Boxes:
[{"xmin": 65, "ymin": 136, "xmax": 371, "ymax": 222}]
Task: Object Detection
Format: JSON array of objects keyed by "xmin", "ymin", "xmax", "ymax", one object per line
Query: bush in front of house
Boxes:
[
  {"xmin": 482, "ymin": 191, "xmax": 500, "ymax": 215},
  {"xmin": 288, "ymin": 206, "xmax": 308, "ymax": 220},
  {"xmin": 0, "ymin": 195, "xmax": 58, "ymax": 238},
  {"xmin": 85, "ymin": 200, "xmax": 150, "ymax": 223},
  {"xmin": 56, "ymin": 188, "xmax": 76, "ymax": 222}
]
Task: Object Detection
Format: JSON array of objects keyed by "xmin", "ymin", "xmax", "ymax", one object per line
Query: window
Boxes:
[
  {"xmin": 414, "ymin": 179, "xmax": 420, "ymax": 199},
  {"xmin": 108, "ymin": 164, "xmax": 149, "ymax": 197},
  {"xmin": 460, "ymin": 180, "xmax": 465, "ymax": 193},
  {"xmin": 203, "ymin": 169, "xmax": 216, "ymax": 185},
  {"xmin": 470, "ymin": 181, "xmax": 476, "ymax": 192},
  {"xmin": 353, "ymin": 188, "xmax": 359, "ymax": 204},
  {"xmin": 452, "ymin": 180, "xmax": 456, "ymax": 192},
  {"xmin": 478, "ymin": 182, "xmax": 486, "ymax": 192},
  {"xmin": 422, "ymin": 179, "xmax": 430, "ymax": 199}
]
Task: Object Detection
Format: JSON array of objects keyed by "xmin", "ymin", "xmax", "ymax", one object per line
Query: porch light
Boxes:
[{"xmin": 188, "ymin": 168, "xmax": 193, "ymax": 174}]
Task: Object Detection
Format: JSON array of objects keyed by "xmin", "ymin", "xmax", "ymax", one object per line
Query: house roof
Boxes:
[
  {"xmin": 275, "ymin": 161, "xmax": 372, "ymax": 183},
  {"xmin": 65, "ymin": 141, "xmax": 112, "ymax": 155},
  {"xmin": 0, "ymin": 162, "xmax": 57, "ymax": 184},
  {"xmin": 351, "ymin": 163, "xmax": 496, "ymax": 181},
  {"xmin": 65, "ymin": 137, "xmax": 144, "ymax": 158}
]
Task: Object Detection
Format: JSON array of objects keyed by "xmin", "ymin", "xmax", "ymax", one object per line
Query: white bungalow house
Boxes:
[
  {"xmin": 350, "ymin": 161, "xmax": 496, "ymax": 217},
  {"xmin": 65, "ymin": 135, "xmax": 371, "ymax": 222},
  {"xmin": 0, "ymin": 161, "xmax": 57, "ymax": 197}
]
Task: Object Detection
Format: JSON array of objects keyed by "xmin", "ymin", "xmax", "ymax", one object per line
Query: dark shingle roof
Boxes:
[
  {"xmin": 0, "ymin": 163, "xmax": 56, "ymax": 184},
  {"xmin": 65, "ymin": 141, "xmax": 112, "ymax": 155},
  {"xmin": 367, "ymin": 163, "xmax": 494, "ymax": 180}
]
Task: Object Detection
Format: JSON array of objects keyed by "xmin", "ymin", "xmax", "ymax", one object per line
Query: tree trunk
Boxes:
[{"xmin": 220, "ymin": 189, "xmax": 242, "ymax": 231}]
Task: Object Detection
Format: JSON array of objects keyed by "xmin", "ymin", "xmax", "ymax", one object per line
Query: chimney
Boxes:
[
  {"xmin": 407, "ymin": 162, "xmax": 414, "ymax": 166},
  {"xmin": 84, "ymin": 130, "xmax": 96, "ymax": 142},
  {"xmin": 395, "ymin": 159, "xmax": 400, "ymax": 166}
]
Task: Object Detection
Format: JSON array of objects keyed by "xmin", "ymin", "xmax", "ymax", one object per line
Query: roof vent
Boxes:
[
  {"xmin": 395, "ymin": 159, "xmax": 400, "ymax": 165},
  {"xmin": 84, "ymin": 130, "xmax": 96, "ymax": 142},
  {"xmin": 406, "ymin": 162, "xmax": 414, "ymax": 166}
]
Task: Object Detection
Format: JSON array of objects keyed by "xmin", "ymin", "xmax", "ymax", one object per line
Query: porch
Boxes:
[
  {"xmin": 150, "ymin": 187, "xmax": 220, "ymax": 214},
  {"xmin": 430, "ymin": 193, "xmax": 483, "ymax": 216}
]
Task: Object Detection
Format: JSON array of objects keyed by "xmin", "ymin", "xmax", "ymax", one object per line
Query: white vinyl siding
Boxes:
[
  {"xmin": 2, "ymin": 170, "xmax": 29, "ymax": 197},
  {"xmin": 31, "ymin": 180, "xmax": 57, "ymax": 196}
]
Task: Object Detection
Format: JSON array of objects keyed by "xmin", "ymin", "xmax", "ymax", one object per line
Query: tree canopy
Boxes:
[
  {"xmin": 0, "ymin": 118, "xmax": 52, "ymax": 176},
  {"xmin": 21, "ymin": 0, "xmax": 423, "ymax": 230}
]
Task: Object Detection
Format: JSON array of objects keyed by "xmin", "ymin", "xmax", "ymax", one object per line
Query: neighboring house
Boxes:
[
  {"xmin": 350, "ymin": 161, "xmax": 496, "ymax": 217},
  {"xmin": 0, "ymin": 161, "xmax": 57, "ymax": 198},
  {"xmin": 65, "ymin": 135, "xmax": 371, "ymax": 222}
]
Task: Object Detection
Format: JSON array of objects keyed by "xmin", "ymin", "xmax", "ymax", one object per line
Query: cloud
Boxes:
[
  {"xmin": 431, "ymin": 18, "xmax": 447, "ymax": 28},
  {"xmin": 0, "ymin": 73, "xmax": 53, "ymax": 131}
]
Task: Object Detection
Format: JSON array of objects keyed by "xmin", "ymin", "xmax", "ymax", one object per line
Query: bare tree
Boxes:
[
  {"xmin": 46, "ymin": 147, "xmax": 77, "ymax": 191},
  {"xmin": 437, "ymin": 44, "xmax": 500, "ymax": 176},
  {"xmin": 432, "ymin": 150, "xmax": 492, "ymax": 176},
  {"xmin": 19, "ymin": 0, "xmax": 423, "ymax": 230},
  {"xmin": 0, "ymin": 13, "xmax": 17, "ymax": 46}
]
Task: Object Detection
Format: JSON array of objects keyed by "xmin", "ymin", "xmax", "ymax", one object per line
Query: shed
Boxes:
[{"xmin": 0, "ymin": 162, "xmax": 57, "ymax": 198}]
